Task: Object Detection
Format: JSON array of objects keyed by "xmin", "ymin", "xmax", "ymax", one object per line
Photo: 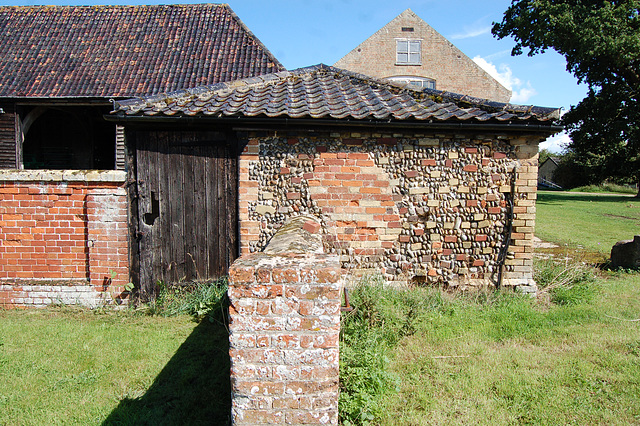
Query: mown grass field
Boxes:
[
  {"xmin": 1, "ymin": 191, "xmax": 639, "ymax": 425},
  {"xmin": 0, "ymin": 290, "xmax": 232, "ymax": 426},
  {"xmin": 535, "ymin": 191, "xmax": 640, "ymax": 256}
]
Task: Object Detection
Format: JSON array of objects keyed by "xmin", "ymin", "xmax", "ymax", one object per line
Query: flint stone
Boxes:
[{"xmin": 610, "ymin": 236, "xmax": 640, "ymax": 270}]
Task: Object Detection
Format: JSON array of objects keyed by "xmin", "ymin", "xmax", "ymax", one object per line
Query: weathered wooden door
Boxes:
[{"xmin": 135, "ymin": 130, "xmax": 238, "ymax": 295}]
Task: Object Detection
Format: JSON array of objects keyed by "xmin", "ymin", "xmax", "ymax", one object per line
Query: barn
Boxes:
[
  {"xmin": 0, "ymin": 4, "xmax": 283, "ymax": 307},
  {"xmin": 110, "ymin": 65, "xmax": 562, "ymax": 296}
]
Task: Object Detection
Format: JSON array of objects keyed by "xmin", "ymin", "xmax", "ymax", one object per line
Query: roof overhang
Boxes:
[{"xmin": 105, "ymin": 114, "xmax": 563, "ymax": 135}]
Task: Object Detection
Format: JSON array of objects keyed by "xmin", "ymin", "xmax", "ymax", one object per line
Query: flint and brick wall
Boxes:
[
  {"xmin": 0, "ymin": 170, "xmax": 129, "ymax": 307},
  {"xmin": 228, "ymin": 253, "xmax": 342, "ymax": 425},
  {"xmin": 238, "ymin": 130, "xmax": 542, "ymax": 292}
]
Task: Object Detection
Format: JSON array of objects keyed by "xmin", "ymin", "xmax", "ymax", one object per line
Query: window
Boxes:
[
  {"xmin": 396, "ymin": 39, "xmax": 421, "ymax": 65},
  {"xmin": 387, "ymin": 76, "xmax": 436, "ymax": 90}
]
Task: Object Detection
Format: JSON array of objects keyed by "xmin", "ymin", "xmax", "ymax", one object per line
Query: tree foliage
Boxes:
[{"xmin": 493, "ymin": 0, "xmax": 640, "ymax": 196}]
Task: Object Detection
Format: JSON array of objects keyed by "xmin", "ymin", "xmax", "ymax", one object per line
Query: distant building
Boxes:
[
  {"xmin": 538, "ymin": 156, "xmax": 560, "ymax": 186},
  {"xmin": 334, "ymin": 9, "xmax": 511, "ymax": 102}
]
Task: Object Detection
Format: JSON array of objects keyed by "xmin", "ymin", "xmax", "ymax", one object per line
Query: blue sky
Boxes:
[{"xmin": 3, "ymin": 0, "xmax": 587, "ymax": 151}]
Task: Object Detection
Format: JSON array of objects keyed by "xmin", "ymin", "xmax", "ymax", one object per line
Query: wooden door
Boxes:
[{"xmin": 135, "ymin": 130, "xmax": 238, "ymax": 295}]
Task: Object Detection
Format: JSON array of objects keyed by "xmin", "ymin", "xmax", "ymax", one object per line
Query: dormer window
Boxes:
[{"xmin": 396, "ymin": 39, "xmax": 421, "ymax": 65}]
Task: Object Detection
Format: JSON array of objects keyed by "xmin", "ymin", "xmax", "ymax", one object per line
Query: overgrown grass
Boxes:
[
  {"xmin": 143, "ymin": 277, "xmax": 229, "ymax": 321},
  {"xmin": 0, "ymin": 279, "xmax": 231, "ymax": 426},
  {"xmin": 536, "ymin": 191, "xmax": 640, "ymax": 255},
  {"xmin": 340, "ymin": 268, "xmax": 640, "ymax": 425},
  {"xmin": 570, "ymin": 183, "xmax": 638, "ymax": 195}
]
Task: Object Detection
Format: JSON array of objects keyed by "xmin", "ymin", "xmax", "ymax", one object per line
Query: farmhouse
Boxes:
[
  {"xmin": 110, "ymin": 65, "xmax": 561, "ymax": 297},
  {"xmin": 335, "ymin": 9, "xmax": 511, "ymax": 102},
  {"xmin": 0, "ymin": 4, "xmax": 283, "ymax": 307}
]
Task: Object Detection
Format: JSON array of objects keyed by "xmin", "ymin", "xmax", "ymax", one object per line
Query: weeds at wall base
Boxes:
[{"xmin": 125, "ymin": 277, "xmax": 230, "ymax": 324}]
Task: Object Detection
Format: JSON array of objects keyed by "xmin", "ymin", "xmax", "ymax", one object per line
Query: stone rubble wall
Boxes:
[
  {"xmin": 228, "ymin": 252, "xmax": 342, "ymax": 425},
  {"xmin": 0, "ymin": 170, "xmax": 130, "ymax": 308},
  {"xmin": 238, "ymin": 130, "xmax": 541, "ymax": 292}
]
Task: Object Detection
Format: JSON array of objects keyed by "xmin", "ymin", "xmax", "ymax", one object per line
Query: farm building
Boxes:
[
  {"xmin": 0, "ymin": 6, "xmax": 561, "ymax": 308},
  {"xmin": 538, "ymin": 156, "xmax": 561, "ymax": 188},
  {"xmin": 0, "ymin": 4, "xmax": 283, "ymax": 307},
  {"xmin": 110, "ymin": 65, "xmax": 561, "ymax": 297}
]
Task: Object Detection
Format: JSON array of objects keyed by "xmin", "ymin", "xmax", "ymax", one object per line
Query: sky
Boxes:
[{"xmin": 2, "ymin": 0, "xmax": 589, "ymax": 152}]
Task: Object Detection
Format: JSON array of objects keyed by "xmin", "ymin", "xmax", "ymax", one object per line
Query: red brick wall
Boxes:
[{"xmin": 0, "ymin": 170, "xmax": 129, "ymax": 307}]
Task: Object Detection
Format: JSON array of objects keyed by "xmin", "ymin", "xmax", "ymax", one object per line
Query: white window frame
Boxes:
[
  {"xmin": 396, "ymin": 39, "xmax": 422, "ymax": 65},
  {"xmin": 387, "ymin": 76, "xmax": 436, "ymax": 90}
]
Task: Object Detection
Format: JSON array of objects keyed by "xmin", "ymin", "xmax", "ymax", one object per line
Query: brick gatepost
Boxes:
[{"xmin": 227, "ymin": 216, "xmax": 343, "ymax": 425}]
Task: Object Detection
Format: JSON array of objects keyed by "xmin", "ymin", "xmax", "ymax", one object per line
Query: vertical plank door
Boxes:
[{"xmin": 135, "ymin": 129, "xmax": 238, "ymax": 296}]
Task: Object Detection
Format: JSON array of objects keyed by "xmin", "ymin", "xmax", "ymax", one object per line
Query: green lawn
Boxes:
[
  {"xmin": 1, "ymin": 192, "xmax": 639, "ymax": 425},
  {"xmin": 535, "ymin": 191, "xmax": 640, "ymax": 256},
  {"xmin": 378, "ymin": 272, "xmax": 640, "ymax": 425},
  {"xmin": 0, "ymin": 308, "xmax": 231, "ymax": 425}
]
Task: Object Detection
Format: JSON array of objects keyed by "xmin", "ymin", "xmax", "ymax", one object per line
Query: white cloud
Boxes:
[
  {"xmin": 450, "ymin": 25, "xmax": 492, "ymax": 40},
  {"xmin": 472, "ymin": 56, "xmax": 538, "ymax": 103},
  {"xmin": 511, "ymin": 83, "xmax": 537, "ymax": 103},
  {"xmin": 540, "ymin": 131, "xmax": 571, "ymax": 153}
]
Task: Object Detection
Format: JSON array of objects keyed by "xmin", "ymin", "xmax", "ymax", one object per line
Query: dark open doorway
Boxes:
[{"xmin": 22, "ymin": 105, "xmax": 115, "ymax": 170}]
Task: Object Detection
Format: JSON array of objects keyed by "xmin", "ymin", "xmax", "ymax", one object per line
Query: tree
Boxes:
[
  {"xmin": 537, "ymin": 148, "xmax": 557, "ymax": 166},
  {"xmin": 492, "ymin": 0, "xmax": 640, "ymax": 197}
]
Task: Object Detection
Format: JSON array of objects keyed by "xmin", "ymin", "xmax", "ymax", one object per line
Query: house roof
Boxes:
[
  {"xmin": 0, "ymin": 4, "xmax": 284, "ymax": 98},
  {"xmin": 541, "ymin": 156, "xmax": 561, "ymax": 167},
  {"xmin": 112, "ymin": 65, "xmax": 561, "ymax": 126}
]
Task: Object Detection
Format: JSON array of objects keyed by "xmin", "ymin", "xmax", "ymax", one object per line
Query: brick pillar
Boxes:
[{"xmin": 228, "ymin": 253, "xmax": 343, "ymax": 425}]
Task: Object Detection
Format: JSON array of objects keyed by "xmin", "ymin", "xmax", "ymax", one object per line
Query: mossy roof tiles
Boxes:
[
  {"xmin": 0, "ymin": 4, "xmax": 284, "ymax": 98},
  {"xmin": 114, "ymin": 65, "xmax": 561, "ymax": 124}
]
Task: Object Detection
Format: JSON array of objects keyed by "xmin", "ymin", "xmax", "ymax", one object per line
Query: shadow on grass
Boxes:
[
  {"xmin": 102, "ymin": 318, "xmax": 231, "ymax": 426},
  {"xmin": 537, "ymin": 191, "xmax": 637, "ymax": 205}
]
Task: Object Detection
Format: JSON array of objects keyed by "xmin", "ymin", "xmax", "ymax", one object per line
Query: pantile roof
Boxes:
[
  {"xmin": 113, "ymin": 65, "xmax": 561, "ymax": 125},
  {"xmin": 0, "ymin": 4, "xmax": 284, "ymax": 98}
]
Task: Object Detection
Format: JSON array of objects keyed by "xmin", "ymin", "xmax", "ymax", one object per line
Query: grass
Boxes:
[
  {"xmin": 536, "ymin": 191, "xmax": 640, "ymax": 256},
  {"xmin": 340, "ymin": 271, "xmax": 640, "ymax": 425},
  {"xmin": 2, "ymin": 192, "xmax": 639, "ymax": 425},
  {"xmin": 0, "ymin": 281, "xmax": 231, "ymax": 426}
]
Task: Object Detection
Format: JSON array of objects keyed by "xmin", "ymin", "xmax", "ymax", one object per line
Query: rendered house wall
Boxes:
[{"xmin": 238, "ymin": 129, "xmax": 541, "ymax": 292}]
